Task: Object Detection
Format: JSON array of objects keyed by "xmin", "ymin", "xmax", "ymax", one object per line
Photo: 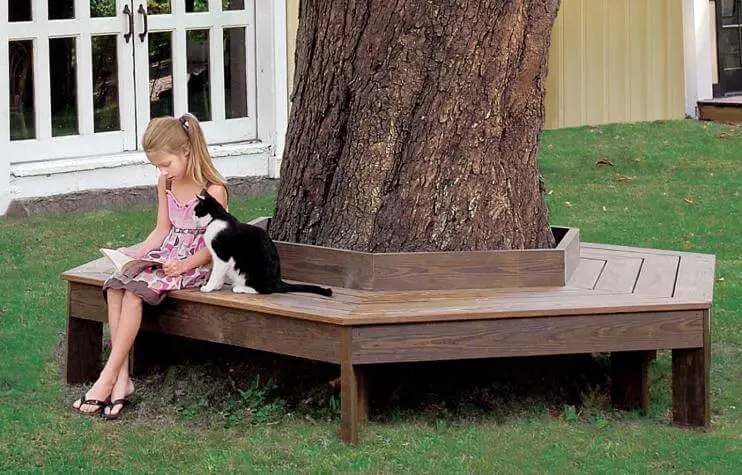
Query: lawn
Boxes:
[{"xmin": 1, "ymin": 119, "xmax": 741, "ymax": 472}]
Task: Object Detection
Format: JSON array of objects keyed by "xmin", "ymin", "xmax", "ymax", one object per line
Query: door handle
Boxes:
[
  {"xmin": 137, "ymin": 4, "xmax": 148, "ymax": 42},
  {"xmin": 123, "ymin": 5, "xmax": 134, "ymax": 43}
]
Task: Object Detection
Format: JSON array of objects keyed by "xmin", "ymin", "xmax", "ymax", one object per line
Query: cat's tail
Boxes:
[{"xmin": 278, "ymin": 282, "xmax": 333, "ymax": 297}]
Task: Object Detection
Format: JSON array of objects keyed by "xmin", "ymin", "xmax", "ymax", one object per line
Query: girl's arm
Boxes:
[
  {"xmin": 126, "ymin": 176, "xmax": 172, "ymax": 258},
  {"xmin": 164, "ymin": 184, "xmax": 228, "ymax": 276}
]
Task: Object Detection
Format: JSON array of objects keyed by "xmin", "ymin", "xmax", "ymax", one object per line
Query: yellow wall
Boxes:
[
  {"xmin": 287, "ymin": 0, "xmax": 299, "ymax": 99},
  {"xmin": 285, "ymin": 0, "xmax": 686, "ymax": 129},
  {"xmin": 545, "ymin": 0, "xmax": 685, "ymax": 128}
]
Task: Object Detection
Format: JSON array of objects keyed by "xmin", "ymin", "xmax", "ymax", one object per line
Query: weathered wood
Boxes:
[
  {"xmin": 350, "ymin": 311, "xmax": 705, "ymax": 364},
  {"xmin": 274, "ymin": 241, "xmax": 375, "ymax": 290},
  {"xmin": 347, "ymin": 293, "xmax": 710, "ymax": 325},
  {"xmin": 65, "ymin": 316, "xmax": 102, "ymax": 383},
  {"xmin": 592, "ymin": 256, "xmax": 643, "ymax": 293},
  {"xmin": 276, "ymin": 226, "xmax": 579, "ymax": 291},
  {"xmin": 68, "ymin": 283, "xmax": 342, "ymax": 363},
  {"xmin": 698, "ymin": 103, "xmax": 742, "ymax": 126},
  {"xmin": 634, "ymin": 255, "xmax": 680, "ymax": 298},
  {"xmin": 672, "ymin": 310, "xmax": 710, "ymax": 427},
  {"xmin": 567, "ymin": 258, "xmax": 605, "ymax": 290},
  {"xmin": 340, "ymin": 328, "xmax": 366, "ymax": 443},
  {"xmin": 674, "ymin": 254, "xmax": 716, "ymax": 301},
  {"xmin": 581, "ymin": 248, "xmax": 680, "ymax": 298},
  {"xmin": 560, "ymin": 228, "xmax": 581, "ymax": 283},
  {"xmin": 611, "ymin": 350, "xmax": 651, "ymax": 412},
  {"xmin": 371, "ymin": 247, "xmax": 565, "ymax": 291},
  {"xmin": 68, "ymin": 277, "xmax": 356, "ymax": 325},
  {"xmin": 62, "ymin": 241, "xmax": 715, "ymax": 439}
]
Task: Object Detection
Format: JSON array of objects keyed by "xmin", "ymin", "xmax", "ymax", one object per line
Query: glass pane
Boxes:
[
  {"xmin": 90, "ymin": 0, "xmax": 117, "ymax": 17},
  {"xmin": 721, "ymin": 0, "xmax": 735, "ymax": 21},
  {"xmin": 92, "ymin": 35, "xmax": 120, "ymax": 132},
  {"xmin": 223, "ymin": 0, "xmax": 245, "ymax": 11},
  {"xmin": 148, "ymin": 1, "xmax": 171, "ymax": 15},
  {"xmin": 187, "ymin": 30, "xmax": 211, "ymax": 121},
  {"xmin": 50, "ymin": 37, "xmax": 79, "ymax": 137},
  {"xmin": 9, "ymin": 1, "xmax": 32, "ymax": 21},
  {"xmin": 186, "ymin": 0, "xmax": 208, "ymax": 13},
  {"xmin": 49, "ymin": 0, "xmax": 74, "ymax": 19},
  {"xmin": 720, "ymin": 29, "xmax": 742, "ymax": 70},
  {"xmin": 9, "ymin": 41, "xmax": 35, "ymax": 141},
  {"xmin": 149, "ymin": 32, "xmax": 174, "ymax": 118},
  {"xmin": 224, "ymin": 28, "xmax": 247, "ymax": 119}
]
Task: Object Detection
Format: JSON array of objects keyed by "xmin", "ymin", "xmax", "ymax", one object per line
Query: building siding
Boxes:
[{"xmin": 285, "ymin": 0, "xmax": 686, "ymax": 129}]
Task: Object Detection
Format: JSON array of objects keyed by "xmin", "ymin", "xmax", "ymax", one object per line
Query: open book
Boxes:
[{"xmin": 100, "ymin": 248, "xmax": 163, "ymax": 277}]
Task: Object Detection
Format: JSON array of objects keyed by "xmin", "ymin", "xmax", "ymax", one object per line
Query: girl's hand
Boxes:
[{"xmin": 162, "ymin": 260, "xmax": 190, "ymax": 277}]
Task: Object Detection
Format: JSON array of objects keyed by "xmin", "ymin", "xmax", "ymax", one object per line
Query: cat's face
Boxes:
[{"xmin": 194, "ymin": 191, "xmax": 223, "ymax": 228}]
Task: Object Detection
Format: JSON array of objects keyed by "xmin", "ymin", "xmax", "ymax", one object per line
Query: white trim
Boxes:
[
  {"xmin": 683, "ymin": 0, "xmax": 714, "ymax": 117},
  {"xmin": 11, "ymin": 141, "xmax": 269, "ymax": 177},
  {"xmin": 6, "ymin": 141, "xmax": 272, "ymax": 209},
  {"xmin": 271, "ymin": 0, "xmax": 288, "ymax": 178},
  {"xmin": 255, "ymin": 0, "xmax": 288, "ymax": 179}
]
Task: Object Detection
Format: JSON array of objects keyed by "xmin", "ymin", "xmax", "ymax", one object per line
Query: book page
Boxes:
[
  {"xmin": 100, "ymin": 248, "xmax": 135, "ymax": 272},
  {"xmin": 100, "ymin": 248, "xmax": 163, "ymax": 275}
]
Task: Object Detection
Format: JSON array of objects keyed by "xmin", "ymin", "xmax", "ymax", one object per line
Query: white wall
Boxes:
[{"xmin": 683, "ymin": 0, "xmax": 714, "ymax": 117}]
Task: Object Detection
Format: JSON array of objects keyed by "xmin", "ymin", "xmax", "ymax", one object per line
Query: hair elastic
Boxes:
[{"xmin": 179, "ymin": 115, "xmax": 190, "ymax": 131}]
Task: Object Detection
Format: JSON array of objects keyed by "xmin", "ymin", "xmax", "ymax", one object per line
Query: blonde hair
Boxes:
[{"xmin": 142, "ymin": 113, "xmax": 226, "ymax": 189}]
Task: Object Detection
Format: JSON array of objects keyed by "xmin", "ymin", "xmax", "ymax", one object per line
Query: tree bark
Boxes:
[{"xmin": 272, "ymin": 0, "xmax": 560, "ymax": 252}]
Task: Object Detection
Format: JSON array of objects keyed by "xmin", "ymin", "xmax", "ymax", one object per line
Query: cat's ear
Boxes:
[{"xmin": 196, "ymin": 193, "xmax": 206, "ymax": 201}]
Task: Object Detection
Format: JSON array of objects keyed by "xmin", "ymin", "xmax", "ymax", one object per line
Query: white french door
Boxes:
[{"xmin": 6, "ymin": 0, "xmax": 257, "ymax": 164}]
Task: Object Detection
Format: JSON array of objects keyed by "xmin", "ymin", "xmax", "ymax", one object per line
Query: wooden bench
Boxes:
[{"xmin": 62, "ymin": 242, "xmax": 715, "ymax": 443}]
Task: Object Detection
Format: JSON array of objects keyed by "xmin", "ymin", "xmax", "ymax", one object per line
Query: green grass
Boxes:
[{"xmin": 2, "ymin": 119, "xmax": 742, "ymax": 472}]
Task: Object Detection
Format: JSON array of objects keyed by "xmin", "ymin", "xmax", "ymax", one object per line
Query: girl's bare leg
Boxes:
[{"xmin": 72, "ymin": 289, "xmax": 142, "ymax": 413}]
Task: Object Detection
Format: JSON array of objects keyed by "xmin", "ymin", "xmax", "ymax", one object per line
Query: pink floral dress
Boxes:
[{"xmin": 102, "ymin": 184, "xmax": 211, "ymax": 305}]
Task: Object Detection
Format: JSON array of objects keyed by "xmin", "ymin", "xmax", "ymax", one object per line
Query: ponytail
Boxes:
[{"xmin": 180, "ymin": 113, "xmax": 227, "ymax": 190}]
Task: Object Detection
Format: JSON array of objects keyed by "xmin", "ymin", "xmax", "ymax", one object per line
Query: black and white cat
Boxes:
[{"xmin": 193, "ymin": 192, "xmax": 333, "ymax": 297}]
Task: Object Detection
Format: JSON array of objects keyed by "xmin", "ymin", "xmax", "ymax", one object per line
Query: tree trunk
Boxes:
[{"xmin": 271, "ymin": 0, "xmax": 560, "ymax": 252}]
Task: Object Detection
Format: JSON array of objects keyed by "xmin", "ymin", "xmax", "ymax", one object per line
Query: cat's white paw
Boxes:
[
  {"xmin": 200, "ymin": 284, "xmax": 219, "ymax": 292},
  {"xmin": 233, "ymin": 286, "xmax": 258, "ymax": 294}
]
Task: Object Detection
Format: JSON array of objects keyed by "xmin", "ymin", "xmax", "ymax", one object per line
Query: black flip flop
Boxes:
[
  {"xmin": 71, "ymin": 393, "xmax": 108, "ymax": 417},
  {"xmin": 102, "ymin": 396, "xmax": 135, "ymax": 420}
]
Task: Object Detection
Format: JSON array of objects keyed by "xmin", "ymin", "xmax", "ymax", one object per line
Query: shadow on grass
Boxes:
[{"xmin": 60, "ymin": 333, "xmax": 634, "ymax": 428}]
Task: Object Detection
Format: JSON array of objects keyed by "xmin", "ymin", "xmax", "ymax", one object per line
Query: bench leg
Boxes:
[
  {"xmin": 672, "ymin": 309, "xmax": 710, "ymax": 427},
  {"xmin": 65, "ymin": 317, "xmax": 102, "ymax": 384},
  {"xmin": 340, "ymin": 361, "xmax": 368, "ymax": 443},
  {"xmin": 611, "ymin": 350, "xmax": 651, "ymax": 412},
  {"xmin": 672, "ymin": 346, "xmax": 710, "ymax": 427}
]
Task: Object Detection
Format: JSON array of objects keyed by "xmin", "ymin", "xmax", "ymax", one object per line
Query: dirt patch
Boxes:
[{"xmin": 57, "ymin": 331, "xmax": 615, "ymax": 428}]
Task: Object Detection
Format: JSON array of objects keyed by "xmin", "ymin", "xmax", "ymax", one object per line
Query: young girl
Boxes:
[{"xmin": 71, "ymin": 113, "xmax": 228, "ymax": 419}]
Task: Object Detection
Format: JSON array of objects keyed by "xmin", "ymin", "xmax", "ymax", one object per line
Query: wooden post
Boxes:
[
  {"xmin": 340, "ymin": 328, "xmax": 367, "ymax": 443},
  {"xmin": 65, "ymin": 317, "xmax": 102, "ymax": 383},
  {"xmin": 672, "ymin": 311, "xmax": 710, "ymax": 427},
  {"xmin": 611, "ymin": 350, "xmax": 651, "ymax": 412}
]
